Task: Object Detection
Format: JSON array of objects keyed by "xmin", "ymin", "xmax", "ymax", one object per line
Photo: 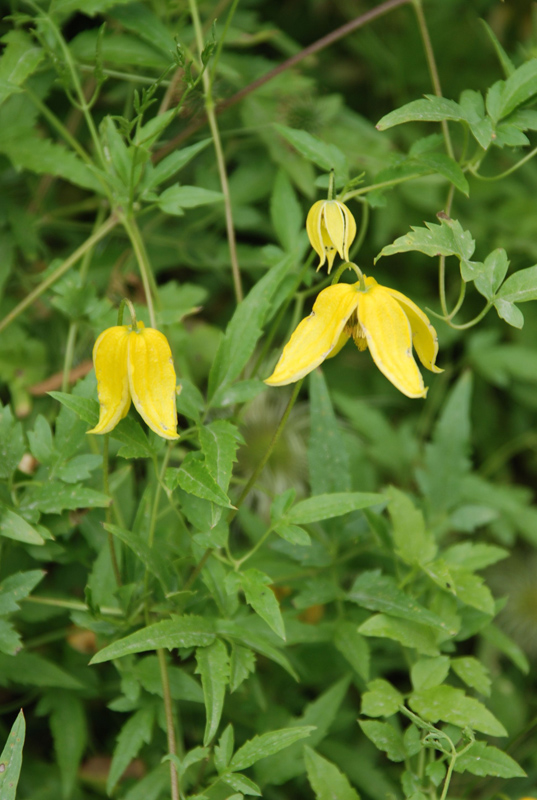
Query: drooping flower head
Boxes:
[
  {"xmin": 306, "ymin": 199, "xmax": 357, "ymax": 273},
  {"xmin": 88, "ymin": 321, "xmax": 179, "ymax": 440},
  {"xmin": 265, "ymin": 275, "xmax": 442, "ymax": 398}
]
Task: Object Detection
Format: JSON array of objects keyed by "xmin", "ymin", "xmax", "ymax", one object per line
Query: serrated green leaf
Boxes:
[
  {"xmin": 304, "ymin": 746, "xmax": 360, "ymax": 800},
  {"xmin": 107, "ymin": 706, "xmax": 154, "ymax": 793},
  {"xmin": 195, "ymin": 639, "xmax": 230, "ymax": 746},
  {"xmin": 358, "ymin": 720, "xmax": 405, "ymax": 762},
  {"xmin": 359, "ymin": 614, "xmax": 440, "ymax": 656},
  {"xmin": 0, "ymin": 31, "xmax": 43, "ymax": 108},
  {"xmin": 22, "ymin": 482, "xmax": 110, "ymax": 514},
  {"xmin": 443, "ymin": 542, "xmax": 508, "ymax": 571},
  {"xmin": 0, "ymin": 651, "xmax": 83, "ymax": 689},
  {"xmin": 377, "ymin": 96, "xmax": 466, "ymax": 130},
  {"xmin": 142, "ymin": 139, "xmax": 211, "ymax": 192},
  {"xmin": 271, "ymin": 169, "xmax": 302, "ymax": 251},
  {"xmin": 48, "ymin": 392, "xmax": 99, "ymax": 425},
  {"xmin": 274, "ymin": 124, "xmax": 348, "ymax": 182},
  {"xmin": 0, "ymin": 134, "xmax": 104, "ymax": 193},
  {"xmin": 0, "ymin": 619, "xmax": 21, "ymax": 655},
  {"xmin": 199, "ymin": 420, "xmax": 241, "ymax": 494},
  {"xmin": 475, "ymin": 248, "xmax": 509, "ymax": 300},
  {"xmin": 0, "ymin": 710, "xmax": 25, "ymax": 800},
  {"xmin": 308, "ymin": 370, "xmax": 351, "ymax": 495},
  {"xmin": 104, "ymin": 523, "xmax": 172, "ymax": 593},
  {"xmin": 135, "ymin": 655, "xmax": 203, "ymax": 703},
  {"xmin": 57, "ymin": 454, "xmax": 102, "ymax": 483},
  {"xmin": 0, "ymin": 570, "xmax": 45, "ymax": 616},
  {"xmin": 90, "ymin": 617, "xmax": 215, "ymax": 664},
  {"xmin": 230, "ymin": 725, "xmax": 315, "ymax": 772},
  {"xmin": 417, "ymin": 372, "xmax": 473, "ymax": 513},
  {"xmin": 411, "ymin": 657, "xmax": 450, "ymax": 691},
  {"xmin": 497, "ymin": 264, "xmax": 537, "ymax": 303},
  {"xmin": 481, "ymin": 624, "xmax": 529, "ymax": 673},
  {"xmin": 175, "ymin": 453, "xmax": 234, "ymax": 508},
  {"xmin": 333, "ymin": 622, "xmax": 370, "ymax": 681},
  {"xmin": 273, "ymin": 522, "xmax": 311, "ymax": 546},
  {"xmin": 499, "ymin": 58, "xmax": 537, "ymax": 119},
  {"xmin": 287, "ymin": 492, "xmax": 383, "ymax": 524},
  {"xmin": 349, "ymin": 571, "xmax": 450, "ymax": 632},
  {"xmin": 415, "ymin": 152, "xmax": 469, "ymax": 195},
  {"xmin": 451, "ymin": 657, "xmax": 491, "ymax": 695},
  {"xmin": 229, "ymin": 644, "xmax": 256, "ymax": 693},
  {"xmin": 27, "ymin": 415, "xmax": 55, "ymax": 465},
  {"xmin": 46, "ymin": 691, "xmax": 87, "ymax": 799},
  {"xmin": 0, "ymin": 505, "xmax": 45, "ymax": 545},
  {"xmin": 223, "ymin": 772, "xmax": 261, "ymax": 795},
  {"xmin": 385, "ymin": 486, "xmax": 436, "ymax": 566},
  {"xmin": 375, "ymin": 217, "xmax": 478, "ymax": 281},
  {"xmin": 158, "ymin": 185, "xmax": 224, "ymax": 215},
  {"xmin": 0, "ymin": 404, "xmax": 25, "ymax": 480},
  {"xmin": 409, "ymin": 685, "xmax": 507, "ymax": 736},
  {"xmin": 209, "ymin": 255, "xmax": 291, "ymax": 400},
  {"xmin": 216, "ymin": 619, "xmax": 298, "ymax": 680},
  {"xmin": 214, "ymin": 724, "xmax": 234, "ymax": 773},
  {"xmin": 362, "ymin": 679, "xmax": 403, "ymax": 718},
  {"xmin": 494, "ymin": 298, "xmax": 524, "ymax": 328},
  {"xmin": 453, "ymin": 741, "xmax": 525, "ymax": 778},
  {"xmin": 240, "ymin": 569, "xmax": 285, "ymax": 640}
]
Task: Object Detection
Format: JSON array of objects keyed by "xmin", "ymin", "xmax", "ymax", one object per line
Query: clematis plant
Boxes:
[
  {"xmin": 306, "ymin": 199, "xmax": 357, "ymax": 272},
  {"xmin": 89, "ymin": 301, "xmax": 179, "ymax": 440},
  {"xmin": 265, "ymin": 272, "xmax": 442, "ymax": 398}
]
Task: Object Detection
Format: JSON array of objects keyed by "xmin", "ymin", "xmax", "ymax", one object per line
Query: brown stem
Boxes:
[{"xmin": 154, "ymin": 0, "xmax": 412, "ymax": 161}]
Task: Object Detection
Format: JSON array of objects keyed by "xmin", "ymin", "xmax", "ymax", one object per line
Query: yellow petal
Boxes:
[
  {"xmin": 306, "ymin": 201, "xmax": 327, "ymax": 269},
  {"xmin": 358, "ymin": 284, "xmax": 427, "ymax": 399},
  {"xmin": 341, "ymin": 202, "xmax": 357, "ymax": 260},
  {"xmin": 323, "ymin": 201, "xmax": 346, "ymax": 262},
  {"xmin": 88, "ymin": 326, "xmax": 131, "ymax": 435},
  {"xmin": 265, "ymin": 283, "xmax": 359, "ymax": 386},
  {"xmin": 127, "ymin": 323, "xmax": 180, "ymax": 440},
  {"xmin": 385, "ymin": 287, "xmax": 443, "ymax": 373}
]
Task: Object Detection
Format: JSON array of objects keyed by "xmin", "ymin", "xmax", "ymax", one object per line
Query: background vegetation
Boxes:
[{"xmin": 1, "ymin": 0, "xmax": 537, "ymax": 798}]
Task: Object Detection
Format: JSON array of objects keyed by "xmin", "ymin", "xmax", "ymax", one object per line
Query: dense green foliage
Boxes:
[{"xmin": 1, "ymin": 0, "xmax": 537, "ymax": 798}]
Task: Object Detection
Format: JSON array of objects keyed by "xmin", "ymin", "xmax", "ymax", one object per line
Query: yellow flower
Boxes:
[
  {"xmin": 88, "ymin": 321, "xmax": 179, "ymax": 440},
  {"xmin": 306, "ymin": 199, "xmax": 357, "ymax": 273},
  {"xmin": 265, "ymin": 276, "xmax": 442, "ymax": 398}
]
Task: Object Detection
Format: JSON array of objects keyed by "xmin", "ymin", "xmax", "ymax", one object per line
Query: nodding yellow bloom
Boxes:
[
  {"xmin": 306, "ymin": 199, "xmax": 357, "ymax": 273},
  {"xmin": 265, "ymin": 276, "xmax": 442, "ymax": 399},
  {"xmin": 88, "ymin": 322, "xmax": 179, "ymax": 440}
]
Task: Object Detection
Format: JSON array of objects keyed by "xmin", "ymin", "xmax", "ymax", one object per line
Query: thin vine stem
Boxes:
[
  {"xmin": 121, "ymin": 214, "xmax": 157, "ymax": 327},
  {"xmin": 157, "ymin": 649, "xmax": 180, "ymax": 800},
  {"xmin": 412, "ymin": 0, "xmax": 454, "ymax": 160},
  {"xmin": 0, "ymin": 214, "xmax": 118, "ymax": 335},
  {"xmin": 188, "ymin": 0, "xmax": 244, "ymax": 303},
  {"xmin": 469, "ymin": 144, "xmax": 537, "ymax": 181}
]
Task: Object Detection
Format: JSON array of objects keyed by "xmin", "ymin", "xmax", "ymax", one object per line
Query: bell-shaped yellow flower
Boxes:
[
  {"xmin": 265, "ymin": 276, "xmax": 442, "ymax": 398},
  {"xmin": 306, "ymin": 199, "xmax": 357, "ymax": 273},
  {"xmin": 88, "ymin": 321, "xmax": 179, "ymax": 440}
]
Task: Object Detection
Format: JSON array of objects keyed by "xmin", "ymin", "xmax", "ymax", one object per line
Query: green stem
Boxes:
[
  {"xmin": 412, "ymin": 0, "xmax": 454, "ymax": 160},
  {"xmin": 103, "ymin": 435, "xmax": 122, "ymax": 587},
  {"xmin": 446, "ymin": 300, "xmax": 492, "ymax": 330},
  {"xmin": 25, "ymin": 86, "xmax": 93, "ymax": 166},
  {"xmin": 235, "ymin": 524, "xmax": 275, "ymax": 569},
  {"xmin": 438, "ymin": 185, "xmax": 455, "ymax": 318},
  {"xmin": 208, "ymin": 0, "xmax": 241, "ymax": 88},
  {"xmin": 189, "ymin": 0, "xmax": 244, "ymax": 303},
  {"xmin": 446, "ymin": 279, "xmax": 466, "ymax": 320},
  {"xmin": 157, "ymin": 648, "xmax": 180, "ymax": 800},
  {"xmin": 0, "ymin": 214, "xmax": 118, "ymax": 334},
  {"xmin": 342, "ymin": 173, "xmax": 426, "ymax": 201},
  {"xmin": 470, "ymin": 144, "xmax": 537, "ymax": 181},
  {"xmin": 121, "ymin": 214, "xmax": 157, "ymax": 327},
  {"xmin": 23, "ymin": 595, "xmax": 123, "ymax": 616}
]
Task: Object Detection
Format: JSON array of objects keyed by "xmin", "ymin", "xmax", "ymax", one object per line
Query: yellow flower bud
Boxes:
[
  {"xmin": 88, "ymin": 321, "xmax": 179, "ymax": 440},
  {"xmin": 265, "ymin": 275, "xmax": 442, "ymax": 399},
  {"xmin": 306, "ymin": 199, "xmax": 357, "ymax": 273}
]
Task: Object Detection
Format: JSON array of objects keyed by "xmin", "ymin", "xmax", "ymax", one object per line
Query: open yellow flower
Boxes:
[
  {"xmin": 88, "ymin": 321, "xmax": 179, "ymax": 440},
  {"xmin": 265, "ymin": 276, "xmax": 442, "ymax": 398},
  {"xmin": 306, "ymin": 199, "xmax": 357, "ymax": 273}
]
